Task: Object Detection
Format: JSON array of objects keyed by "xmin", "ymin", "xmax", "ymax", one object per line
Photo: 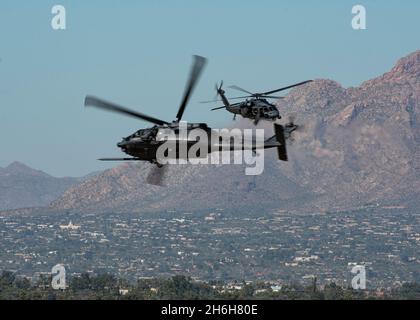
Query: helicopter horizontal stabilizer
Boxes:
[{"xmin": 98, "ymin": 158, "xmax": 141, "ymax": 161}]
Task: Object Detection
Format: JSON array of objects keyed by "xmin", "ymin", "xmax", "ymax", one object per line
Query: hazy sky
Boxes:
[{"xmin": 0, "ymin": 0, "xmax": 419, "ymax": 177}]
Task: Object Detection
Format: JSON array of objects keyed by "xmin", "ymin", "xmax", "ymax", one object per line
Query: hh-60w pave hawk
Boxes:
[
  {"xmin": 202, "ymin": 80, "xmax": 312, "ymax": 125},
  {"xmin": 84, "ymin": 56, "xmax": 298, "ymax": 185}
]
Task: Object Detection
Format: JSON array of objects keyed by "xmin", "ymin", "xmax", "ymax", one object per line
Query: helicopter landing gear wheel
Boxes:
[{"xmin": 254, "ymin": 113, "xmax": 260, "ymax": 125}]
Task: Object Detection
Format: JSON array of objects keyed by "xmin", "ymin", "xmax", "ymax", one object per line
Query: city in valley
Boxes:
[{"xmin": 1, "ymin": 205, "xmax": 418, "ymax": 289}]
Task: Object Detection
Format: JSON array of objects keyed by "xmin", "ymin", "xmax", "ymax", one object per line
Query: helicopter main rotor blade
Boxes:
[
  {"xmin": 176, "ymin": 55, "xmax": 207, "ymax": 122},
  {"xmin": 85, "ymin": 96, "xmax": 170, "ymax": 126},
  {"xmin": 261, "ymin": 80, "xmax": 313, "ymax": 96},
  {"xmin": 228, "ymin": 85, "xmax": 254, "ymax": 95},
  {"xmin": 98, "ymin": 158, "xmax": 141, "ymax": 161},
  {"xmin": 201, "ymin": 95, "xmax": 283, "ymax": 104},
  {"xmin": 258, "ymin": 95, "xmax": 285, "ymax": 99},
  {"xmin": 227, "ymin": 95, "xmax": 253, "ymax": 100},
  {"xmin": 200, "ymin": 94, "xmax": 250, "ymax": 104},
  {"xmin": 211, "ymin": 106, "xmax": 227, "ymax": 111},
  {"xmin": 200, "ymin": 99, "xmax": 223, "ymax": 104}
]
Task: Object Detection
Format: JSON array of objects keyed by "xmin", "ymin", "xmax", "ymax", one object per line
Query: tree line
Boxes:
[{"xmin": 0, "ymin": 271, "xmax": 418, "ymax": 300}]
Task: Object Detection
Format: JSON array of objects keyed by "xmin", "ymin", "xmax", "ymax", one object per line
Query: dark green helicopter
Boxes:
[{"xmin": 202, "ymin": 80, "xmax": 313, "ymax": 125}]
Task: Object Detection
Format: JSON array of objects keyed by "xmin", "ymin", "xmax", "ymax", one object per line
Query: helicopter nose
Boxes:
[{"xmin": 117, "ymin": 141, "xmax": 129, "ymax": 148}]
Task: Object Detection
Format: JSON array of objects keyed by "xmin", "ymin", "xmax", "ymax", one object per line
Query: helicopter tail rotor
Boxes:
[
  {"xmin": 200, "ymin": 81, "xmax": 229, "ymax": 106},
  {"xmin": 284, "ymin": 113, "xmax": 301, "ymax": 141},
  {"xmin": 215, "ymin": 81, "xmax": 230, "ymax": 107},
  {"xmin": 216, "ymin": 81, "xmax": 224, "ymax": 95}
]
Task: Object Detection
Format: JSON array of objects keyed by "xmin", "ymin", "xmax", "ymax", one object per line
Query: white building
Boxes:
[{"xmin": 59, "ymin": 221, "xmax": 81, "ymax": 230}]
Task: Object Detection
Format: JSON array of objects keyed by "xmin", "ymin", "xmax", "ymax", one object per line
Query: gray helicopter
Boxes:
[
  {"xmin": 202, "ymin": 80, "xmax": 312, "ymax": 125},
  {"xmin": 84, "ymin": 56, "xmax": 294, "ymax": 185}
]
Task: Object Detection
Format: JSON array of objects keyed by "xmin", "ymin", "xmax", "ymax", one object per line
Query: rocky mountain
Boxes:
[
  {"xmin": 51, "ymin": 157, "xmax": 313, "ymax": 213},
  {"xmin": 0, "ymin": 162, "xmax": 84, "ymax": 211},
  {"xmin": 49, "ymin": 50, "xmax": 419, "ymax": 213},
  {"xmin": 275, "ymin": 50, "xmax": 419, "ymax": 210}
]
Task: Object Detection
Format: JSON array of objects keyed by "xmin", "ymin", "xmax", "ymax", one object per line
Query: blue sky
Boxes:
[{"xmin": 0, "ymin": 0, "xmax": 419, "ymax": 176}]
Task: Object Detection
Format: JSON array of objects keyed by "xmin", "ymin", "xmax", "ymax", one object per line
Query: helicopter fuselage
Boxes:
[
  {"xmin": 116, "ymin": 122, "xmax": 281, "ymax": 164},
  {"xmin": 209, "ymin": 81, "xmax": 312, "ymax": 124},
  {"xmin": 227, "ymin": 99, "xmax": 280, "ymax": 122}
]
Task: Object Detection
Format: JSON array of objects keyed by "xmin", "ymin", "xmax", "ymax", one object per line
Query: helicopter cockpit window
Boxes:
[{"xmin": 157, "ymin": 128, "xmax": 174, "ymax": 136}]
